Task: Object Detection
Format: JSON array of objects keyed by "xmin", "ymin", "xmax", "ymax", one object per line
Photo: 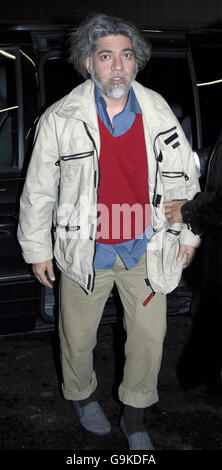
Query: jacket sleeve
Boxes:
[
  {"xmin": 171, "ymin": 117, "xmax": 201, "ymax": 248},
  {"xmin": 153, "ymin": 91, "xmax": 202, "ymax": 247},
  {"xmin": 178, "ymin": 142, "xmax": 201, "ymax": 248},
  {"xmin": 181, "ymin": 190, "xmax": 222, "ymax": 235},
  {"xmin": 17, "ymin": 110, "xmax": 60, "ymax": 264}
]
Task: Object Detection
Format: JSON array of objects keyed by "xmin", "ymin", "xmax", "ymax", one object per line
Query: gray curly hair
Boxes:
[{"xmin": 68, "ymin": 14, "xmax": 152, "ymax": 79}]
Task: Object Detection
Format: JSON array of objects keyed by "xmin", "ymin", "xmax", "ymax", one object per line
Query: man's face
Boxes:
[{"xmin": 86, "ymin": 34, "xmax": 138, "ymax": 100}]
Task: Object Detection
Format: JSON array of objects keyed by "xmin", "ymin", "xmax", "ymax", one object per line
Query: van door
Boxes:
[
  {"xmin": 0, "ymin": 44, "xmax": 40, "ymax": 335},
  {"xmin": 189, "ymin": 32, "xmax": 222, "ymax": 149}
]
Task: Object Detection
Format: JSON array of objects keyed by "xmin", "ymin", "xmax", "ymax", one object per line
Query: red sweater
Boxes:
[{"xmin": 97, "ymin": 114, "xmax": 150, "ymax": 244}]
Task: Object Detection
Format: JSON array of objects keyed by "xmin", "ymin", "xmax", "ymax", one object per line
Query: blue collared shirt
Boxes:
[
  {"xmin": 94, "ymin": 87, "xmax": 153, "ymax": 270},
  {"xmin": 94, "ymin": 86, "xmax": 141, "ymax": 137}
]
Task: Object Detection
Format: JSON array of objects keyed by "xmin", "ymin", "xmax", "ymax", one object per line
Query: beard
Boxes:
[{"xmin": 89, "ymin": 59, "xmax": 138, "ymax": 100}]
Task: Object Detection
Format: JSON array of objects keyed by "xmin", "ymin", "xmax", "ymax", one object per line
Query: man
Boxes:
[
  {"xmin": 165, "ymin": 132, "xmax": 222, "ymax": 397},
  {"xmin": 18, "ymin": 14, "xmax": 200, "ymax": 449}
]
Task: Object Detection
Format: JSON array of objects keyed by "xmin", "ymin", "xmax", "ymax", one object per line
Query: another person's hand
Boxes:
[
  {"xmin": 164, "ymin": 201, "xmax": 186, "ymax": 224},
  {"xmin": 32, "ymin": 260, "xmax": 55, "ymax": 288},
  {"xmin": 177, "ymin": 245, "xmax": 196, "ymax": 269}
]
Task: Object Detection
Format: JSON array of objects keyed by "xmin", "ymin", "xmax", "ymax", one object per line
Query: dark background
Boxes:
[{"xmin": 0, "ymin": 0, "xmax": 222, "ymax": 29}]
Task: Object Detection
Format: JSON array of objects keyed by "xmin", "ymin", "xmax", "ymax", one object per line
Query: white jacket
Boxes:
[{"xmin": 18, "ymin": 79, "xmax": 200, "ymax": 294}]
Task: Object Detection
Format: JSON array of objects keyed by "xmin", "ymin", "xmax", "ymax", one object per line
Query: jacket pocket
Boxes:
[
  {"xmin": 55, "ymin": 151, "xmax": 94, "ymax": 166},
  {"xmin": 61, "ymin": 151, "xmax": 93, "ymax": 161},
  {"xmin": 146, "ymin": 223, "xmax": 183, "ymax": 294},
  {"xmin": 161, "ymin": 171, "xmax": 188, "ymax": 201},
  {"xmin": 57, "ymin": 151, "xmax": 94, "ymax": 183},
  {"xmin": 162, "ymin": 171, "xmax": 189, "ymax": 180}
]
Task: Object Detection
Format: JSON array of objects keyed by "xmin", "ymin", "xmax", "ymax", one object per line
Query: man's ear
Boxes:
[{"xmin": 85, "ymin": 57, "xmax": 90, "ymax": 74}]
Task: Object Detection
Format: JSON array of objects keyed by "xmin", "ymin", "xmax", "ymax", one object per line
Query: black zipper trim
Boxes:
[
  {"xmin": 172, "ymin": 198, "xmax": 188, "ymax": 201},
  {"xmin": 162, "ymin": 171, "xmax": 189, "ymax": 181},
  {"xmin": 164, "ymin": 132, "xmax": 179, "ymax": 145},
  {"xmin": 83, "ymin": 122, "xmax": 100, "ymax": 190},
  {"xmin": 61, "ymin": 151, "xmax": 93, "ymax": 160},
  {"xmin": 162, "ymin": 171, "xmax": 184, "ymax": 178},
  {"xmin": 87, "ymin": 274, "xmax": 92, "ymax": 291},
  {"xmin": 55, "ymin": 152, "xmax": 93, "ymax": 166},
  {"xmin": 55, "ymin": 223, "xmax": 80, "ymax": 231},
  {"xmin": 152, "ymin": 126, "xmax": 177, "ymax": 206},
  {"xmin": 154, "ymin": 127, "xmax": 177, "ymax": 148},
  {"xmin": 89, "ymin": 223, "xmax": 95, "ymax": 241},
  {"xmin": 83, "ymin": 122, "xmax": 100, "ymax": 292},
  {"xmin": 83, "ymin": 124, "xmax": 97, "ymax": 152},
  {"xmin": 166, "ymin": 229, "xmax": 181, "ymax": 236}
]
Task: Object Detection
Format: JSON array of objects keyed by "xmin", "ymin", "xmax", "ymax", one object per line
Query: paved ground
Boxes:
[{"xmin": 0, "ymin": 314, "xmax": 221, "ymax": 464}]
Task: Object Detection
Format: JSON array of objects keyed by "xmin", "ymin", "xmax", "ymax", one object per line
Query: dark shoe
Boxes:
[
  {"xmin": 120, "ymin": 415, "xmax": 154, "ymax": 450},
  {"xmin": 73, "ymin": 400, "xmax": 111, "ymax": 435}
]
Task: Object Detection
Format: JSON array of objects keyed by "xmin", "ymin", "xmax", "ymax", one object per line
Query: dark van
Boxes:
[{"xmin": 0, "ymin": 25, "xmax": 221, "ymax": 335}]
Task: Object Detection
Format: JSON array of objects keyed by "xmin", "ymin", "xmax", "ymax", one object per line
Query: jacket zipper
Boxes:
[
  {"xmin": 55, "ymin": 151, "xmax": 93, "ymax": 165},
  {"xmin": 83, "ymin": 122, "xmax": 100, "ymax": 293},
  {"xmin": 152, "ymin": 126, "xmax": 177, "ymax": 206},
  {"xmin": 61, "ymin": 151, "xmax": 93, "ymax": 160},
  {"xmin": 162, "ymin": 171, "xmax": 189, "ymax": 180},
  {"xmin": 83, "ymin": 122, "xmax": 100, "ymax": 191}
]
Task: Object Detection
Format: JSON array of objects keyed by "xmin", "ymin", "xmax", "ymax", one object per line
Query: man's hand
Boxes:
[
  {"xmin": 164, "ymin": 201, "xmax": 186, "ymax": 224},
  {"xmin": 177, "ymin": 245, "xmax": 196, "ymax": 269},
  {"xmin": 32, "ymin": 260, "xmax": 55, "ymax": 288}
]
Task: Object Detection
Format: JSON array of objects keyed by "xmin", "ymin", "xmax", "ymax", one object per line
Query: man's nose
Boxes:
[{"xmin": 111, "ymin": 55, "xmax": 123, "ymax": 70}]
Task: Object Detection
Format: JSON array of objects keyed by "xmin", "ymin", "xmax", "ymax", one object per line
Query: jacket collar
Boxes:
[{"xmin": 55, "ymin": 78, "xmax": 175, "ymax": 136}]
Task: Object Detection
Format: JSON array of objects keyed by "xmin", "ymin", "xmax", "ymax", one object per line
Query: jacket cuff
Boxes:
[
  {"xmin": 21, "ymin": 250, "xmax": 53, "ymax": 264},
  {"xmin": 180, "ymin": 226, "xmax": 201, "ymax": 247}
]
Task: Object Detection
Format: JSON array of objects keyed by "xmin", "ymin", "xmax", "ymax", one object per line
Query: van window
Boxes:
[
  {"xmin": 20, "ymin": 48, "xmax": 39, "ymax": 168},
  {"xmin": 0, "ymin": 50, "xmax": 18, "ymax": 170},
  {"xmin": 41, "ymin": 54, "xmax": 83, "ymax": 108},
  {"xmin": 191, "ymin": 44, "xmax": 222, "ymax": 148}
]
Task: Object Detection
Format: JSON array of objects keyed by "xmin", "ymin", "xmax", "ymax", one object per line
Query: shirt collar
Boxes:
[{"xmin": 94, "ymin": 86, "xmax": 141, "ymax": 115}]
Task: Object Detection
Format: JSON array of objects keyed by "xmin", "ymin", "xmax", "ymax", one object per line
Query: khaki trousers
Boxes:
[{"xmin": 59, "ymin": 253, "xmax": 166, "ymax": 408}]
